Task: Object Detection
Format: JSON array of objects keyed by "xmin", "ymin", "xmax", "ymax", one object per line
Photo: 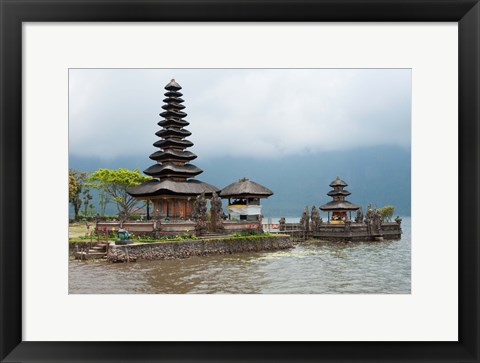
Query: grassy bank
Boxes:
[
  {"xmin": 68, "ymin": 224, "xmax": 283, "ymax": 244},
  {"xmin": 69, "ymin": 222, "xmax": 92, "ymax": 238}
]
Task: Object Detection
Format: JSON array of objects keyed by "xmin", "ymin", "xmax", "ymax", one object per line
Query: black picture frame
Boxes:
[{"xmin": 1, "ymin": 1, "xmax": 479, "ymax": 362}]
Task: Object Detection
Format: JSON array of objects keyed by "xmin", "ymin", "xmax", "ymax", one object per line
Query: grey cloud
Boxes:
[{"xmin": 69, "ymin": 68, "xmax": 411, "ymax": 160}]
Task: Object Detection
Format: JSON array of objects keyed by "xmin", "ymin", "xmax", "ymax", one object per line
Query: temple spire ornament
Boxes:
[{"xmin": 320, "ymin": 177, "xmax": 360, "ymax": 223}]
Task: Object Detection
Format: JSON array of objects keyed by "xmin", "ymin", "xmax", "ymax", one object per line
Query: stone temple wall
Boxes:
[
  {"xmin": 312, "ymin": 222, "xmax": 401, "ymax": 242},
  {"xmin": 279, "ymin": 220, "xmax": 402, "ymax": 242},
  {"xmin": 106, "ymin": 235, "xmax": 292, "ymax": 263},
  {"xmin": 96, "ymin": 220, "xmax": 262, "ymax": 237}
]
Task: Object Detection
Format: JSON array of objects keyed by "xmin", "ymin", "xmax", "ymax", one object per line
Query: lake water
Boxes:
[{"xmin": 69, "ymin": 217, "xmax": 411, "ymax": 294}]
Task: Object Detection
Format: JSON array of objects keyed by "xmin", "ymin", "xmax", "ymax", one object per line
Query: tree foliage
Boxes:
[
  {"xmin": 82, "ymin": 185, "xmax": 93, "ymax": 217},
  {"xmin": 69, "ymin": 174, "xmax": 78, "ymax": 201},
  {"xmin": 379, "ymin": 205, "xmax": 395, "ymax": 222},
  {"xmin": 98, "ymin": 191, "xmax": 110, "ymax": 217},
  {"xmin": 88, "ymin": 168, "xmax": 151, "ymax": 219},
  {"xmin": 69, "ymin": 169, "xmax": 88, "ymax": 220}
]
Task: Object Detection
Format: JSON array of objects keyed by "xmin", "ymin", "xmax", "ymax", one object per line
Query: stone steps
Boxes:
[
  {"xmin": 74, "ymin": 251, "xmax": 107, "ymax": 260},
  {"xmin": 91, "ymin": 246, "xmax": 107, "ymax": 251},
  {"xmin": 73, "ymin": 242, "xmax": 108, "ymax": 260}
]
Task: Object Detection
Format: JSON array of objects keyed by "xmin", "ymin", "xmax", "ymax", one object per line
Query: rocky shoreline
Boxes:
[{"xmin": 106, "ymin": 235, "xmax": 292, "ymax": 263}]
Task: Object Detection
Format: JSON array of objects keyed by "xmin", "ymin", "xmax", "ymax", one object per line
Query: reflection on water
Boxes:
[{"xmin": 69, "ymin": 218, "xmax": 411, "ymax": 294}]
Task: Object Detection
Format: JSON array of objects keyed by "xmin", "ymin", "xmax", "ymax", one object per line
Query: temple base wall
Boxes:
[
  {"xmin": 106, "ymin": 235, "xmax": 292, "ymax": 263},
  {"xmin": 95, "ymin": 220, "xmax": 262, "ymax": 237},
  {"xmin": 223, "ymin": 221, "xmax": 262, "ymax": 232},
  {"xmin": 280, "ymin": 222, "xmax": 402, "ymax": 242}
]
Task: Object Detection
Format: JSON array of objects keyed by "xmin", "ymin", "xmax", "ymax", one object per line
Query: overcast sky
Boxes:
[{"xmin": 69, "ymin": 68, "xmax": 411, "ymax": 161}]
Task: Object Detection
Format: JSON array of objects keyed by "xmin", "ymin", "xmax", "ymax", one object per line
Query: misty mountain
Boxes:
[{"xmin": 69, "ymin": 145, "xmax": 410, "ymax": 218}]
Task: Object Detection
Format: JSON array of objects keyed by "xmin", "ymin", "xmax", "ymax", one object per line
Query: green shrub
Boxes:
[
  {"xmin": 232, "ymin": 230, "xmax": 265, "ymax": 237},
  {"xmin": 379, "ymin": 205, "xmax": 395, "ymax": 222},
  {"xmin": 132, "ymin": 233, "xmax": 197, "ymax": 244}
]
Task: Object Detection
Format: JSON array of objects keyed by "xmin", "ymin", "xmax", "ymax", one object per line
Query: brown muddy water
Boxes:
[{"xmin": 69, "ymin": 218, "xmax": 411, "ymax": 294}]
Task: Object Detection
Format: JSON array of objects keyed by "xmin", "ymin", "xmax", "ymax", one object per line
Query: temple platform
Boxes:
[
  {"xmin": 95, "ymin": 219, "xmax": 262, "ymax": 237},
  {"xmin": 312, "ymin": 222, "xmax": 402, "ymax": 242},
  {"xmin": 279, "ymin": 221, "xmax": 402, "ymax": 242}
]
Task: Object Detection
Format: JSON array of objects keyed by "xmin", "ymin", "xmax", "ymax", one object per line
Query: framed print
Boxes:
[
  {"xmin": 67, "ymin": 67, "xmax": 412, "ymax": 294},
  {"xmin": 1, "ymin": 1, "xmax": 479, "ymax": 362}
]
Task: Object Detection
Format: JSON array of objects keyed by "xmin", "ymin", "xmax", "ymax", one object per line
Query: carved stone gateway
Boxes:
[
  {"xmin": 299, "ymin": 206, "xmax": 310, "ymax": 232},
  {"xmin": 209, "ymin": 192, "xmax": 225, "ymax": 233},
  {"xmin": 355, "ymin": 207, "xmax": 363, "ymax": 223},
  {"xmin": 310, "ymin": 206, "xmax": 322, "ymax": 232},
  {"xmin": 365, "ymin": 203, "xmax": 374, "ymax": 222},
  {"xmin": 374, "ymin": 208, "xmax": 382, "ymax": 231},
  {"xmin": 192, "ymin": 192, "xmax": 208, "ymax": 235}
]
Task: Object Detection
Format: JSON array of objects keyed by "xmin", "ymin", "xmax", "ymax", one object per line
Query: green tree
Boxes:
[
  {"xmin": 82, "ymin": 185, "xmax": 93, "ymax": 217},
  {"xmin": 98, "ymin": 191, "xmax": 110, "ymax": 217},
  {"xmin": 88, "ymin": 168, "xmax": 151, "ymax": 219},
  {"xmin": 69, "ymin": 174, "xmax": 78, "ymax": 201},
  {"xmin": 88, "ymin": 203, "xmax": 96, "ymax": 217},
  {"xmin": 69, "ymin": 169, "xmax": 88, "ymax": 221},
  {"xmin": 379, "ymin": 205, "xmax": 395, "ymax": 222}
]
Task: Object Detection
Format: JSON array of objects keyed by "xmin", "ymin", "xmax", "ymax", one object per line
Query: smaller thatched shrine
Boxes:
[
  {"xmin": 220, "ymin": 178, "xmax": 273, "ymax": 221},
  {"xmin": 280, "ymin": 177, "xmax": 402, "ymax": 242}
]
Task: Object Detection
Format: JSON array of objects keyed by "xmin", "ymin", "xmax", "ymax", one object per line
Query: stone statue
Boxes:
[
  {"xmin": 192, "ymin": 192, "xmax": 208, "ymax": 235},
  {"xmin": 395, "ymin": 216, "xmax": 402, "ymax": 226},
  {"xmin": 365, "ymin": 203, "xmax": 374, "ymax": 222},
  {"xmin": 279, "ymin": 217, "xmax": 286, "ymax": 231},
  {"xmin": 209, "ymin": 192, "xmax": 225, "ymax": 233},
  {"xmin": 355, "ymin": 207, "xmax": 364, "ymax": 223},
  {"xmin": 344, "ymin": 219, "xmax": 351, "ymax": 232},
  {"xmin": 152, "ymin": 207, "xmax": 162, "ymax": 221},
  {"xmin": 151, "ymin": 206, "xmax": 162, "ymax": 235}
]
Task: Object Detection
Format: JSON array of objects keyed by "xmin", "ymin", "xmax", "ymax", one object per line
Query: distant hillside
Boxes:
[{"xmin": 69, "ymin": 145, "xmax": 410, "ymax": 218}]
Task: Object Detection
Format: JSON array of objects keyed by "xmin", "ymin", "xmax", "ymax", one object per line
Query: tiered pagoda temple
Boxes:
[
  {"xmin": 127, "ymin": 79, "xmax": 220, "ymax": 219},
  {"xmin": 279, "ymin": 176, "xmax": 402, "ymax": 242},
  {"xmin": 320, "ymin": 176, "xmax": 360, "ymax": 223}
]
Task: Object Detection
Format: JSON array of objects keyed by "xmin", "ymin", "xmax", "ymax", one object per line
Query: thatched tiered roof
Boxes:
[
  {"xmin": 220, "ymin": 178, "xmax": 273, "ymax": 198},
  {"xmin": 128, "ymin": 79, "xmax": 220, "ymax": 198},
  {"xmin": 320, "ymin": 177, "xmax": 359, "ymax": 211},
  {"xmin": 127, "ymin": 179, "xmax": 219, "ymax": 197},
  {"xmin": 141, "ymin": 79, "xmax": 200, "ymax": 179},
  {"xmin": 329, "ymin": 176, "xmax": 348, "ymax": 187},
  {"xmin": 319, "ymin": 200, "xmax": 360, "ymax": 211}
]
